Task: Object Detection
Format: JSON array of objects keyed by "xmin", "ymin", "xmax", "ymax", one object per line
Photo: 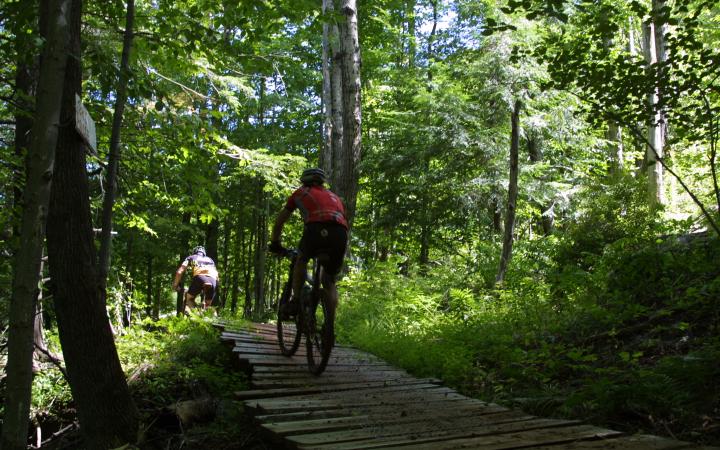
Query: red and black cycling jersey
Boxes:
[
  {"xmin": 285, "ymin": 185, "xmax": 348, "ymax": 229},
  {"xmin": 181, "ymin": 254, "xmax": 218, "ymax": 279}
]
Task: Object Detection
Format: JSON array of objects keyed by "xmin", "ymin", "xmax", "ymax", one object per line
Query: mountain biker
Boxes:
[
  {"xmin": 269, "ymin": 168, "xmax": 348, "ymax": 322},
  {"xmin": 172, "ymin": 245, "xmax": 219, "ymax": 313}
]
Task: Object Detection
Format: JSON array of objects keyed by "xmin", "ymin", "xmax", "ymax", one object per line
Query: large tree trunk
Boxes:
[
  {"xmin": 334, "ymin": 0, "xmax": 362, "ymax": 228},
  {"xmin": 45, "ymin": 0, "xmax": 139, "ymax": 446},
  {"xmin": 10, "ymin": 0, "xmax": 46, "ymax": 243},
  {"xmin": 1, "ymin": 1, "xmax": 71, "ymax": 448},
  {"xmin": 98, "ymin": 0, "xmax": 135, "ymax": 289},
  {"xmin": 496, "ymin": 100, "xmax": 522, "ymax": 285},
  {"xmin": 321, "ymin": 0, "xmax": 345, "ymax": 182}
]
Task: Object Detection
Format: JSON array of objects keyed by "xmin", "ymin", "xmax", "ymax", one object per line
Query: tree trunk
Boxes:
[
  {"xmin": 406, "ymin": 0, "xmax": 417, "ymax": 67},
  {"xmin": 146, "ymin": 255, "xmax": 153, "ymax": 317},
  {"xmin": 335, "ymin": 0, "xmax": 362, "ymax": 228},
  {"xmin": 606, "ymin": 123, "xmax": 624, "ymax": 175},
  {"xmin": 45, "ymin": 0, "xmax": 139, "ymax": 445},
  {"xmin": 496, "ymin": 100, "xmax": 522, "ymax": 285},
  {"xmin": 527, "ymin": 132, "xmax": 554, "ymax": 235},
  {"xmin": 176, "ymin": 211, "xmax": 191, "ymax": 315},
  {"xmin": 2, "ymin": 1, "xmax": 71, "ymax": 447},
  {"xmin": 10, "ymin": 0, "xmax": 46, "ymax": 245},
  {"xmin": 253, "ymin": 182, "xmax": 267, "ymax": 320},
  {"xmin": 98, "ymin": 0, "xmax": 135, "ymax": 289},
  {"xmin": 220, "ymin": 216, "xmax": 231, "ymax": 309},
  {"xmin": 205, "ymin": 219, "xmax": 219, "ymax": 264},
  {"xmin": 320, "ymin": 0, "xmax": 335, "ymax": 175},
  {"xmin": 244, "ymin": 221, "xmax": 254, "ymax": 318},
  {"xmin": 643, "ymin": 16, "xmax": 665, "ymax": 206}
]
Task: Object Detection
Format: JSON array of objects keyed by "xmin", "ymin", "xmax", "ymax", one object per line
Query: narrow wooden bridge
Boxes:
[{"xmin": 220, "ymin": 323, "xmax": 717, "ymax": 450}]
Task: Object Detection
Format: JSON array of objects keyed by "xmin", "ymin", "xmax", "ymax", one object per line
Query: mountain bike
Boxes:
[{"xmin": 275, "ymin": 248, "xmax": 335, "ymax": 375}]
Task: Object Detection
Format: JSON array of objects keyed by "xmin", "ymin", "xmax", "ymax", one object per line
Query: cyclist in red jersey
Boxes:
[{"xmin": 269, "ymin": 168, "xmax": 348, "ymax": 320}]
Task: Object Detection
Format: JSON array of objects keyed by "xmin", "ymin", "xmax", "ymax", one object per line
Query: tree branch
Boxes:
[{"xmin": 34, "ymin": 344, "xmax": 68, "ymax": 380}]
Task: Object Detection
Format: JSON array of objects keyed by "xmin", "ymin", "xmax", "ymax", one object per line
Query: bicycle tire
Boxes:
[
  {"xmin": 305, "ymin": 288, "xmax": 334, "ymax": 375},
  {"xmin": 276, "ymin": 282, "xmax": 301, "ymax": 356}
]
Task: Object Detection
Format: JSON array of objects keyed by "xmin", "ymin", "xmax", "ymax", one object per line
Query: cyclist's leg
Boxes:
[
  {"xmin": 185, "ymin": 276, "xmax": 203, "ymax": 313},
  {"xmin": 321, "ymin": 272, "xmax": 338, "ymax": 321},
  {"xmin": 202, "ymin": 283, "xmax": 213, "ymax": 309},
  {"xmin": 291, "ymin": 256, "xmax": 306, "ymax": 303},
  {"xmin": 319, "ymin": 223, "xmax": 348, "ymax": 325},
  {"xmin": 293, "ymin": 227, "xmax": 315, "ymax": 307}
]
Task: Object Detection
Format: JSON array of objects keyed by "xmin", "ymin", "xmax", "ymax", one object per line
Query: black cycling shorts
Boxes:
[
  {"xmin": 188, "ymin": 275, "xmax": 216, "ymax": 299},
  {"xmin": 298, "ymin": 222, "xmax": 348, "ymax": 276}
]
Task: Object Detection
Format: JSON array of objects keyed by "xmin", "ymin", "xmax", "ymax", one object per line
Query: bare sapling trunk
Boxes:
[
  {"xmin": 1, "ymin": 1, "xmax": 72, "ymax": 448},
  {"xmin": 496, "ymin": 100, "xmax": 522, "ymax": 285},
  {"xmin": 98, "ymin": 0, "xmax": 135, "ymax": 289}
]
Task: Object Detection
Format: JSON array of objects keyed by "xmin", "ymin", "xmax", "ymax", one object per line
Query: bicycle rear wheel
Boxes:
[
  {"xmin": 277, "ymin": 282, "xmax": 301, "ymax": 356},
  {"xmin": 305, "ymin": 288, "xmax": 334, "ymax": 375}
]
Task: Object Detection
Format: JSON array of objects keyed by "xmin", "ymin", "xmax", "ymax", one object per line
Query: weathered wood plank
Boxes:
[
  {"xmin": 245, "ymin": 385, "xmax": 461, "ymax": 409},
  {"xmin": 254, "ymin": 398, "xmax": 508, "ymax": 422},
  {"xmin": 252, "ymin": 368, "xmax": 410, "ymax": 380},
  {"xmin": 236, "ymin": 379, "xmax": 443, "ymax": 400},
  {"xmin": 528, "ymin": 433, "xmax": 703, "ymax": 449},
  {"xmin": 269, "ymin": 406, "xmax": 545, "ymax": 438},
  {"xmin": 287, "ymin": 417, "xmax": 578, "ymax": 447},
  {"xmin": 251, "ymin": 373, "xmax": 436, "ymax": 389},
  {"xmin": 300, "ymin": 424, "xmax": 622, "ymax": 449}
]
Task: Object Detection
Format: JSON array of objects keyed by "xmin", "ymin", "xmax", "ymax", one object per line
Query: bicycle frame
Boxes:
[{"xmin": 275, "ymin": 248, "xmax": 334, "ymax": 375}]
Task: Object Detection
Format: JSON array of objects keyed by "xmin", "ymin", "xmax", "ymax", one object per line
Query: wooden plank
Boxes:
[
  {"xmin": 237, "ymin": 355, "xmax": 394, "ymax": 368},
  {"xmin": 254, "ymin": 398, "xmax": 509, "ymax": 423},
  {"xmin": 244, "ymin": 386, "xmax": 465, "ymax": 414},
  {"xmin": 252, "ymin": 369, "xmax": 410, "ymax": 380},
  {"xmin": 236, "ymin": 379, "xmax": 443, "ymax": 400},
  {"xmin": 267, "ymin": 406, "xmax": 542, "ymax": 437},
  {"xmin": 252, "ymin": 373, "xmax": 434, "ymax": 389},
  {"xmin": 300, "ymin": 424, "xmax": 622, "ymax": 449},
  {"xmin": 233, "ymin": 343, "xmax": 369, "ymax": 360},
  {"xmin": 290, "ymin": 418, "xmax": 580, "ymax": 448},
  {"xmin": 528, "ymin": 433, "xmax": 707, "ymax": 450},
  {"xmin": 245, "ymin": 385, "xmax": 460, "ymax": 409}
]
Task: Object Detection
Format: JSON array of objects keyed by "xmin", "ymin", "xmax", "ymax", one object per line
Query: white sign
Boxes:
[{"xmin": 75, "ymin": 94, "xmax": 97, "ymax": 152}]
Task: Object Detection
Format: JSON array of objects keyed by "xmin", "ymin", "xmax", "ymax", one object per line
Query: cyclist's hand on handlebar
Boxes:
[{"xmin": 268, "ymin": 240, "xmax": 284, "ymax": 254}]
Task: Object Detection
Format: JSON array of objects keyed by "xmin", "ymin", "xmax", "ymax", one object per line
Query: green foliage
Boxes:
[
  {"xmin": 118, "ymin": 316, "xmax": 247, "ymax": 404},
  {"xmin": 553, "ymin": 176, "xmax": 665, "ymax": 270}
]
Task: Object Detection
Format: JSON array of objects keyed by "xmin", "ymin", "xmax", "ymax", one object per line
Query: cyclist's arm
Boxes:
[
  {"xmin": 172, "ymin": 262, "xmax": 188, "ymax": 290},
  {"xmin": 271, "ymin": 207, "xmax": 293, "ymax": 244}
]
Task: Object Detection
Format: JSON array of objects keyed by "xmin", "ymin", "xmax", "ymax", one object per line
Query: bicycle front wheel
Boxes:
[
  {"xmin": 305, "ymin": 288, "xmax": 334, "ymax": 375},
  {"xmin": 277, "ymin": 282, "xmax": 301, "ymax": 356}
]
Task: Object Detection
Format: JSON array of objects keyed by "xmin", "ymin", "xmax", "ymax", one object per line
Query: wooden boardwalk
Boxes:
[{"xmin": 221, "ymin": 323, "xmax": 717, "ymax": 450}]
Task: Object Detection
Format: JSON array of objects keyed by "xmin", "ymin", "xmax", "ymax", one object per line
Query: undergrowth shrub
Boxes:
[{"xmin": 118, "ymin": 315, "xmax": 247, "ymax": 403}]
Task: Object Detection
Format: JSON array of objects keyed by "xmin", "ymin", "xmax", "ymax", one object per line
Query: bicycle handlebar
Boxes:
[{"xmin": 272, "ymin": 247, "xmax": 298, "ymax": 259}]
